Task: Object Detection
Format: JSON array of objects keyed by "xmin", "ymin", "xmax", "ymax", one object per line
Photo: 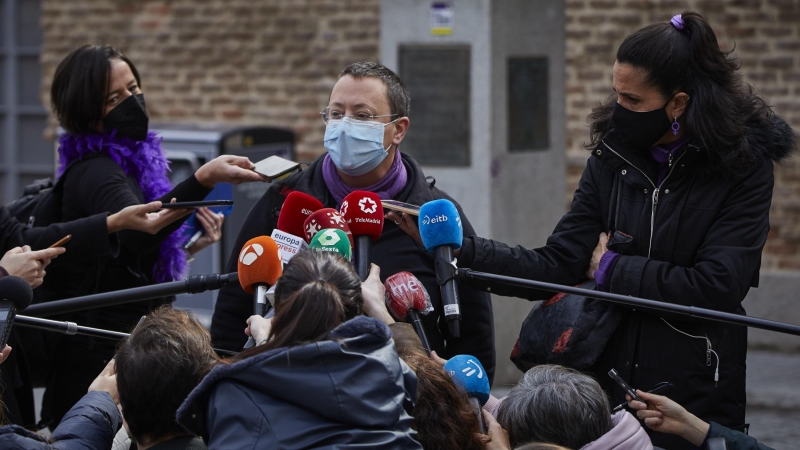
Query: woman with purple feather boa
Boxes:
[{"xmin": 35, "ymin": 44, "xmax": 265, "ymax": 428}]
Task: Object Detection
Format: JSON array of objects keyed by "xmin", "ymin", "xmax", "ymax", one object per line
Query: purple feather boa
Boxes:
[{"xmin": 57, "ymin": 131, "xmax": 188, "ymax": 283}]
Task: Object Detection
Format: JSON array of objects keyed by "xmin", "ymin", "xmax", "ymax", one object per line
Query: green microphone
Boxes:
[{"xmin": 309, "ymin": 228, "xmax": 352, "ymax": 261}]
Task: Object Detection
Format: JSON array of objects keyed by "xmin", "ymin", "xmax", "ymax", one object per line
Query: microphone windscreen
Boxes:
[
  {"xmin": 444, "ymin": 355, "xmax": 490, "ymax": 405},
  {"xmin": 309, "ymin": 228, "xmax": 352, "ymax": 261},
  {"xmin": 0, "ymin": 276, "xmax": 33, "ymax": 311},
  {"xmin": 237, "ymin": 236, "xmax": 283, "ymax": 294},
  {"xmin": 340, "ymin": 191, "xmax": 383, "ymax": 241},
  {"xmin": 384, "ymin": 271, "xmax": 433, "ymax": 320},
  {"xmin": 277, "ymin": 192, "xmax": 324, "ymax": 237},
  {"xmin": 303, "ymin": 208, "xmax": 353, "ymax": 247},
  {"xmin": 418, "ymin": 199, "xmax": 463, "ymax": 252}
]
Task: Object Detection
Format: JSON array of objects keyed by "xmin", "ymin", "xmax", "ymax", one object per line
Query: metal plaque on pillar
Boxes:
[{"xmin": 399, "ymin": 45, "xmax": 470, "ymax": 166}]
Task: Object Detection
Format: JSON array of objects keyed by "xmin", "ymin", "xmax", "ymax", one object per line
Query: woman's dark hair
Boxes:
[
  {"xmin": 400, "ymin": 349, "xmax": 485, "ymax": 450},
  {"xmin": 497, "ymin": 365, "xmax": 613, "ymax": 449},
  {"xmin": 116, "ymin": 306, "xmax": 219, "ymax": 446},
  {"xmin": 230, "ymin": 251, "xmax": 363, "ymax": 361},
  {"xmin": 51, "ymin": 44, "xmax": 141, "ymax": 134},
  {"xmin": 586, "ymin": 12, "xmax": 776, "ymax": 176}
]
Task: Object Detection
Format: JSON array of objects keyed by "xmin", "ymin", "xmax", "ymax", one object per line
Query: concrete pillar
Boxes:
[{"xmin": 381, "ymin": 0, "xmax": 566, "ymax": 386}]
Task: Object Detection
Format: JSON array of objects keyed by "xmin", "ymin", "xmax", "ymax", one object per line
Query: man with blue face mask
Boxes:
[{"xmin": 211, "ymin": 61, "xmax": 496, "ymax": 384}]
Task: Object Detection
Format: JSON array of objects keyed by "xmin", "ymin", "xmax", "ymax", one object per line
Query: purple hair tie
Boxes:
[{"xmin": 671, "ymin": 14, "xmax": 685, "ymax": 30}]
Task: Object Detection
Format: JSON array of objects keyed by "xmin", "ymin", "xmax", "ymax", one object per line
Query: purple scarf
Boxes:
[
  {"xmin": 57, "ymin": 131, "xmax": 187, "ymax": 283},
  {"xmin": 322, "ymin": 150, "xmax": 408, "ymax": 206}
]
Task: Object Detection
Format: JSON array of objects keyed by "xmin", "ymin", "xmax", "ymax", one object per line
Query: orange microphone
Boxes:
[{"xmin": 238, "ymin": 236, "xmax": 283, "ymax": 349}]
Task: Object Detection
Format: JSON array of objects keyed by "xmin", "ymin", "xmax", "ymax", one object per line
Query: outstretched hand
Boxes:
[
  {"xmin": 478, "ymin": 409, "xmax": 511, "ymax": 450},
  {"xmin": 88, "ymin": 359, "xmax": 119, "ymax": 405},
  {"xmin": 107, "ymin": 200, "xmax": 192, "ymax": 234},
  {"xmin": 360, "ymin": 264, "xmax": 395, "ymax": 325},
  {"xmin": 0, "ymin": 245, "xmax": 65, "ymax": 288},
  {"xmin": 188, "ymin": 208, "xmax": 225, "ymax": 255},
  {"xmin": 194, "ymin": 155, "xmax": 265, "ymax": 188},
  {"xmin": 627, "ymin": 389, "xmax": 709, "ymax": 447},
  {"xmin": 246, "ymin": 315, "xmax": 273, "ymax": 344}
]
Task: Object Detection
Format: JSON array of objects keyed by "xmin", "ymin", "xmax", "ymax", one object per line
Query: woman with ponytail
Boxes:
[
  {"xmin": 39, "ymin": 44, "xmax": 264, "ymax": 427},
  {"xmin": 177, "ymin": 251, "xmax": 421, "ymax": 449},
  {"xmin": 397, "ymin": 12, "xmax": 796, "ymax": 449}
]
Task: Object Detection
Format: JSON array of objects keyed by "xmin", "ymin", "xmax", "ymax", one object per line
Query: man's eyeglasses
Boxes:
[{"xmin": 320, "ymin": 106, "xmax": 398, "ymax": 125}]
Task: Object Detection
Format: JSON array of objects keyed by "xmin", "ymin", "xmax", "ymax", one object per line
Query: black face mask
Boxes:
[
  {"xmin": 610, "ymin": 101, "xmax": 672, "ymax": 150},
  {"xmin": 104, "ymin": 93, "xmax": 149, "ymax": 142}
]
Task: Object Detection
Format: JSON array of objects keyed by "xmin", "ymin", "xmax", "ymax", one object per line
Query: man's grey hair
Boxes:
[
  {"xmin": 497, "ymin": 365, "xmax": 614, "ymax": 449},
  {"xmin": 340, "ymin": 61, "xmax": 410, "ymax": 118}
]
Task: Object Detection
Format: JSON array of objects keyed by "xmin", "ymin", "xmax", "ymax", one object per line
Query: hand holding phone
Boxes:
[{"xmin": 49, "ymin": 235, "xmax": 72, "ymax": 249}]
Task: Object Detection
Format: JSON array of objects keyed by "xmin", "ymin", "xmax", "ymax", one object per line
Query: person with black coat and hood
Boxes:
[
  {"xmin": 210, "ymin": 61, "xmax": 496, "ymax": 383},
  {"xmin": 395, "ymin": 12, "xmax": 796, "ymax": 449},
  {"xmin": 178, "ymin": 251, "xmax": 421, "ymax": 449}
]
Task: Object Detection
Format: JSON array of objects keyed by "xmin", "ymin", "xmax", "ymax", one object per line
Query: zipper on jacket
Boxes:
[{"xmin": 601, "ymin": 141, "xmax": 688, "ymax": 257}]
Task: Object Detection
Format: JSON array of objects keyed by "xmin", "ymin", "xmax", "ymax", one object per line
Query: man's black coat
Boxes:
[
  {"xmin": 459, "ymin": 118, "xmax": 795, "ymax": 449},
  {"xmin": 211, "ymin": 152, "xmax": 496, "ymax": 383}
]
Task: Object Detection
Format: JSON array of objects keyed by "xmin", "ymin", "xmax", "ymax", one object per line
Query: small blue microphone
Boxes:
[
  {"xmin": 444, "ymin": 354, "xmax": 490, "ymax": 433},
  {"xmin": 418, "ymin": 199, "xmax": 462, "ymax": 253}
]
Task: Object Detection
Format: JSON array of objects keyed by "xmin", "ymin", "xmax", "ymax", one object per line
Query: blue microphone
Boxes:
[
  {"xmin": 419, "ymin": 199, "xmax": 463, "ymax": 337},
  {"xmin": 444, "ymin": 354, "xmax": 490, "ymax": 433}
]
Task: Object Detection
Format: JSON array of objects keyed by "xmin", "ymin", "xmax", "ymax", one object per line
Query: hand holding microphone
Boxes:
[
  {"xmin": 419, "ymin": 199, "xmax": 463, "ymax": 337},
  {"xmin": 340, "ymin": 191, "xmax": 384, "ymax": 280},
  {"xmin": 444, "ymin": 354, "xmax": 491, "ymax": 434},
  {"xmin": 384, "ymin": 271, "xmax": 434, "ymax": 354},
  {"xmin": 237, "ymin": 236, "xmax": 283, "ymax": 349}
]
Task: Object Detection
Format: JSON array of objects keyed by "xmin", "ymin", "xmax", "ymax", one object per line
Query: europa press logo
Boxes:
[
  {"xmin": 359, "ymin": 196, "xmax": 378, "ymax": 214},
  {"xmin": 448, "ymin": 359, "xmax": 484, "ymax": 379}
]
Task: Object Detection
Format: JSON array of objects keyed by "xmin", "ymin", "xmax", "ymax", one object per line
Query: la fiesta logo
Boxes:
[
  {"xmin": 239, "ymin": 243, "xmax": 264, "ymax": 266},
  {"xmin": 317, "ymin": 229, "xmax": 341, "ymax": 246},
  {"xmin": 359, "ymin": 197, "xmax": 377, "ymax": 214}
]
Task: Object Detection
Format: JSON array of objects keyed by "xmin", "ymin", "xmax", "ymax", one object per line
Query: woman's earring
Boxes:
[{"xmin": 671, "ymin": 117, "xmax": 680, "ymax": 136}]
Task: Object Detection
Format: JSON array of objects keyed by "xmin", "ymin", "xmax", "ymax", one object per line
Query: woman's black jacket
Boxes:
[
  {"xmin": 40, "ymin": 155, "xmax": 210, "ymax": 330},
  {"xmin": 458, "ymin": 119, "xmax": 795, "ymax": 449}
]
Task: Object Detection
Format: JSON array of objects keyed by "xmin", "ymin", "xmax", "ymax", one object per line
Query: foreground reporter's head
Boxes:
[
  {"xmin": 115, "ymin": 307, "xmax": 218, "ymax": 447},
  {"xmin": 245, "ymin": 250, "xmax": 363, "ymax": 354},
  {"xmin": 497, "ymin": 365, "xmax": 613, "ymax": 449}
]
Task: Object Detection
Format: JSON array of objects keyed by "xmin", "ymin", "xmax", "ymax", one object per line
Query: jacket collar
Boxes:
[{"xmin": 281, "ymin": 152, "xmax": 435, "ymax": 208}]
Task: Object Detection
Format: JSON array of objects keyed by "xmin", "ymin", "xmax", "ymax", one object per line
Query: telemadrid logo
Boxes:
[
  {"xmin": 340, "ymin": 200, "xmax": 349, "ymax": 216},
  {"xmin": 239, "ymin": 243, "xmax": 264, "ymax": 266},
  {"xmin": 359, "ymin": 197, "xmax": 378, "ymax": 214}
]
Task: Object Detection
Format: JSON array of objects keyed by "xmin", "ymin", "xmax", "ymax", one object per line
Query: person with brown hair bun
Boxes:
[{"xmin": 177, "ymin": 251, "xmax": 421, "ymax": 449}]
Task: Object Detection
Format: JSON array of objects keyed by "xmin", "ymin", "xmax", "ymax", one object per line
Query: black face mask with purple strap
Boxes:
[
  {"xmin": 103, "ymin": 93, "xmax": 149, "ymax": 142},
  {"xmin": 610, "ymin": 101, "xmax": 673, "ymax": 150}
]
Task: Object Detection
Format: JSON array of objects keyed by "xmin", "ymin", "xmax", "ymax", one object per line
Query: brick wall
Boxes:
[
  {"xmin": 40, "ymin": 0, "xmax": 380, "ymax": 161},
  {"xmin": 565, "ymin": 0, "xmax": 800, "ymax": 270},
  {"xmin": 40, "ymin": 0, "xmax": 800, "ymax": 268}
]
